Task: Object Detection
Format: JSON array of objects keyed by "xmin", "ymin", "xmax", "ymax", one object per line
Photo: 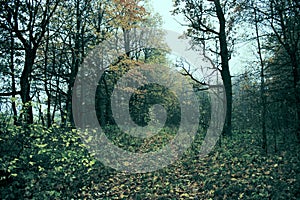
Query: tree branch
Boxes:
[{"xmin": 0, "ymin": 91, "xmax": 21, "ymax": 97}]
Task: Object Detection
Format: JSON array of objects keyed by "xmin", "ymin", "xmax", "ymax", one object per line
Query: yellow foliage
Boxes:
[{"xmin": 108, "ymin": 0, "xmax": 149, "ymax": 30}]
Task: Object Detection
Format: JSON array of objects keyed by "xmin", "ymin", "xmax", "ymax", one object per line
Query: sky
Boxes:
[
  {"xmin": 150, "ymin": 0, "xmax": 185, "ymax": 32},
  {"xmin": 149, "ymin": 0, "xmax": 254, "ymax": 76}
]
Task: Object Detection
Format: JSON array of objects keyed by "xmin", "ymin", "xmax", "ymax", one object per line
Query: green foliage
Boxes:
[
  {"xmin": 0, "ymin": 123, "xmax": 97, "ymax": 199},
  {"xmin": 103, "ymin": 125, "xmax": 178, "ymax": 153},
  {"xmin": 1, "ymin": 119, "xmax": 299, "ymax": 199},
  {"xmin": 1, "ymin": 0, "xmax": 300, "ymax": 199},
  {"xmin": 129, "ymin": 83, "xmax": 181, "ymax": 127}
]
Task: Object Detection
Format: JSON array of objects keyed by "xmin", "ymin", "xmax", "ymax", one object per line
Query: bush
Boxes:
[{"xmin": 0, "ymin": 124, "xmax": 97, "ymax": 199}]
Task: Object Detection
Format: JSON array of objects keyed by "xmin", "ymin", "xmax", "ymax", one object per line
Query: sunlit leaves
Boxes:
[
  {"xmin": 108, "ymin": 0, "xmax": 148, "ymax": 30},
  {"xmin": 0, "ymin": 124, "xmax": 98, "ymax": 199}
]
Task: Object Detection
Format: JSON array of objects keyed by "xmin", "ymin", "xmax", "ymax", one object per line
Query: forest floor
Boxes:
[
  {"xmin": 81, "ymin": 130, "xmax": 300, "ymax": 199},
  {"xmin": 1, "ymin": 125, "xmax": 300, "ymax": 199}
]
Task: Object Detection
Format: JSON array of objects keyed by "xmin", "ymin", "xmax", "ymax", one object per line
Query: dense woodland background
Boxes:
[{"xmin": 0, "ymin": 0, "xmax": 299, "ymax": 199}]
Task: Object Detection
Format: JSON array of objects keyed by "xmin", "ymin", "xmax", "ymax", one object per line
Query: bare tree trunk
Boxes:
[
  {"xmin": 36, "ymin": 92, "xmax": 45, "ymax": 126},
  {"xmin": 290, "ymin": 53, "xmax": 300, "ymax": 142},
  {"xmin": 44, "ymin": 28, "xmax": 52, "ymax": 128},
  {"xmin": 9, "ymin": 32, "xmax": 18, "ymax": 125},
  {"xmin": 214, "ymin": 0, "xmax": 232, "ymax": 136},
  {"xmin": 67, "ymin": 0, "xmax": 81, "ymax": 126},
  {"xmin": 123, "ymin": 28, "xmax": 131, "ymax": 57},
  {"xmin": 254, "ymin": 4, "xmax": 267, "ymax": 153},
  {"xmin": 20, "ymin": 48, "xmax": 36, "ymax": 124}
]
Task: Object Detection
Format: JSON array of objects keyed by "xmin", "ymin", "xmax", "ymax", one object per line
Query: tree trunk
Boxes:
[
  {"xmin": 214, "ymin": 0, "xmax": 232, "ymax": 136},
  {"xmin": 123, "ymin": 28, "xmax": 131, "ymax": 57},
  {"xmin": 290, "ymin": 53, "xmax": 300, "ymax": 142},
  {"xmin": 9, "ymin": 32, "xmax": 18, "ymax": 125},
  {"xmin": 67, "ymin": 0, "xmax": 81, "ymax": 126},
  {"xmin": 254, "ymin": 5, "xmax": 267, "ymax": 152},
  {"xmin": 44, "ymin": 28, "xmax": 52, "ymax": 128},
  {"xmin": 20, "ymin": 48, "xmax": 37, "ymax": 124}
]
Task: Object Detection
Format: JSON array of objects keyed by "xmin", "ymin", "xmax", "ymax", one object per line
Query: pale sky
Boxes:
[
  {"xmin": 150, "ymin": 0, "xmax": 252, "ymax": 75},
  {"xmin": 151, "ymin": 0, "xmax": 185, "ymax": 32}
]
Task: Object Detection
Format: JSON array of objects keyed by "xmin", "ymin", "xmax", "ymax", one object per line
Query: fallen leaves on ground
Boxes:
[{"xmin": 80, "ymin": 133, "xmax": 300, "ymax": 199}]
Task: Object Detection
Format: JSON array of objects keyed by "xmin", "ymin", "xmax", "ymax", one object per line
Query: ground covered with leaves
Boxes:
[{"xmin": 1, "ymin": 124, "xmax": 299, "ymax": 199}]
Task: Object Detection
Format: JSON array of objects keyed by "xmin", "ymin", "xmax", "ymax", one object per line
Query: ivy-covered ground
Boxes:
[{"xmin": 1, "ymin": 124, "xmax": 299, "ymax": 199}]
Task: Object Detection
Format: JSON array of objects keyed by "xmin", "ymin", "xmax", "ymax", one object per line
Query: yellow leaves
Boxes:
[
  {"xmin": 54, "ymin": 166, "xmax": 63, "ymax": 172},
  {"xmin": 111, "ymin": 185, "xmax": 119, "ymax": 191},
  {"xmin": 208, "ymin": 189, "xmax": 215, "ymax": 195},
  {"xmin": 108, "ymin": 0, "xmax": 148, "ymax": 30},
  {"xmin": 264, "ymin": 171, "xmax": 271, "ymax": 175},
  {"xmin": 180, "ymin": 193, "xmax": 190, "ymax": 198},
  {"xmin": 286, "ymin": 178, "xmax": 296, "ymax": 183},
  {"xmin": 29, "ymin": 161, "xmax": 35, "ymax": 166},
  {"xmin": 38, "ymin": 166, "xmax": 44, "ymax": 172},
  {"xmin": 109, "ymin": 178, "xmax": 114, "ymax": 182},
  {"xmin": 123, "ymin": 161, "xmax": 130, "ymax": 166},
  {"xmin": 174, "ymin": 186, "xmax": 182, "ymax": 193},
  {"xmin": 109, "ymin": 58, "xmax": 142, "ymax": 76},
  {"xmin": 238, "ymin": 193, "xmax": 244, "ymax": 199},
  {"xmin": 10, "ymin": 173, "xmax": 18, "ymax": 177},
  {"xmin": 135, "ymin": 186, "xmax": 141, "ymax": 191},
  {"xmin": 35, "ymin": 143, "xmax": 48, "ymax": 148},
  {"xmin": 191, "ymin": 182, "xmax": 198, "ymax": 188}
]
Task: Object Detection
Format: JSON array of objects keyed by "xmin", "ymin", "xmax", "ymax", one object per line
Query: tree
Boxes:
[
  {"xmin": 41, "ymin": 0, "xmax": 114, "ymax": 126},
  {"xmin": 253, "ymin": 1, "xmax": 267, "ymax": 152},
  {"xmin": 95, "ymin": 7, "xmax": 169, "ymax": 127},
  {"xmin": 232, "ymin": 71, "xmax": 261, "ymax": 133},
  {"xmin": 108, "ymin": 0, "xmax": 149, "ymax": 57},
  {"xmin": 269, "ymin": 0, "xmax": 300, "ymax": 142},
  {"xmin": 173, "ymin": 0, "xmax": 244, "ymax": 135},
  {"xmin": 0, "ymin": 20, "xmax": 21, "ymax": 124},
  {"xmin": 253, "ymin": 0, "xmax": 300, "ymax": 142},
  {"xmin": 0, "ymin": 0, "xmax": 61, "ymax": 124}
]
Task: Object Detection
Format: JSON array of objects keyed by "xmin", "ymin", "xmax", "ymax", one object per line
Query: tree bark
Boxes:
[
  {"xmin": 9, "ymin": 32, "xmax": 18, "ymax": 125},
  {"xmin": 67, "ymin": 0, "xmax": 82, "ymax": 126},
  {"xmin": 290, "ymin": 53, "xmax": 300, "ymax": 142},
  {"xmin": 254, "ymin": 5, "xmax": 267, "ymax": 152},
  {"xmin": 20, "ymin": 48, "xmax": 37, "ymax": 124},
  {"xmin": 214, "ymin": 0, "xmax": 232, "ymax": 136}
]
